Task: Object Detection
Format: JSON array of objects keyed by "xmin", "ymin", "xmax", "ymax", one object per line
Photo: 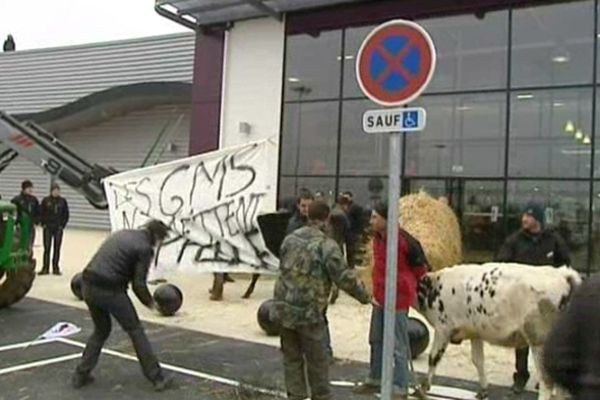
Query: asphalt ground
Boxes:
[{"xmin": 0, "ymin": 298, "xmax": 536, "ymax": 400}]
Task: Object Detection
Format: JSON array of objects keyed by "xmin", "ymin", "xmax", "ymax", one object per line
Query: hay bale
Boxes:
[
  {"xmin": 357, "ymin": 191, "xmax": 462, "ymax": 292},
  {"xmin": 400, "ymin": 191, "xmax": 462, "ymax": 271}
]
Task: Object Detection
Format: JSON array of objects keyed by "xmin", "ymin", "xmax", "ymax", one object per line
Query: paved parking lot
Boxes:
[{"xmin": 0, "ymin": 298, "xmax": 534, "ymax": 400}]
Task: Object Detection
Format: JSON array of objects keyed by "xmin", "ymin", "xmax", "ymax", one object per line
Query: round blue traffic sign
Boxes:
[{"xmin": 357, "ymin": 20, "xmax": 436, "ymax": 107}]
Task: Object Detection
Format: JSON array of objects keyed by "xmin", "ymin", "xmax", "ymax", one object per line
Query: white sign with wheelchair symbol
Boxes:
[{"xmin": 362, "ymin": 107, "xmax": 426, "ymax": 134}]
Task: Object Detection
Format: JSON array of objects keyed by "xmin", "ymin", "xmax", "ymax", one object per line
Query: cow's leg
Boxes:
[
  {"xmin": 242, "ymin": 273, "xmax": 260, "ymax": 299},
  {"xmin": 530, "ymin": 345, "xmax": 553, "ymax": 400},
  {"xmin": 210, "ymin": 273, "xmax": 225, "ymax": 301},
  {"xmin": 470, "ymin": 339, "xmax": 488, "ymax": 399},
  {"xmin": 417, "ymin": 331, "xmax": 449, "ymax": 397}
]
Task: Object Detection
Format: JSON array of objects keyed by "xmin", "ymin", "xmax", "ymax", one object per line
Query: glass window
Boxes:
[
  {"xmin": 591, "ymin": 184, "xmax": 600, "ymax": 273},
  {"xmin": 343, "ymin": 11, "xmax": 508, "ymax": 98},
  {"xmin": 407, "ymin": 179, "xmax": 505, "ymax": 263},
  {"xmin": 460, "ymin": 181, "xmax": 506, "ymax": 263},
  {"xmin": 506, "ymin": 180, "xmax": 589, "ymax": 272},
  {"xmin": 406, "ymin": 179, "xmax": 447, "ymax": 199},
  {"xmin": 511, "ymin": 1, "xmax": 595, "ymax": 87},
  {"xmin": 509, "ymin": 88, "xmax": 592, "ymax": 178},
  {"xmin": 284, "ymin": 31, "xmax": 342, "ymax": 101},
  {"xmin": 419, "ymin": 11, "xmax": 509, "ymax": 93},
  {"xmin": 594, "ymin": 91, "xmax": 600, "ymax": 177},
  {"xmin": 278, "ymin": 176, "xmax": 337, "ymax": 206},
  {"xmin": 405, "ymin": 92, "xmax": 506, "ymax": 177},
  {"xmin": 343, "ymin": 25, "xmax": 376, "ymax": 99},
  {"xmin": 340, "ymin": 99, "xmax": 389, "ymax": 175},
  {"xmin": 339, "ymin": 176, "xmax": 388, "ymax": 209},
  {"xmin": 338, "ymin": 177, "xmax": 388, "ymax": 210},
  {"xmin": 280, "ymin": 102, "xmax": 339, "ymax": 176}
]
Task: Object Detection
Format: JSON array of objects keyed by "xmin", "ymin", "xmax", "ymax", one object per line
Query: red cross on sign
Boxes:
[{"xmin": 356, "ymin": 20, "xmax": 436, "ymax": 107}]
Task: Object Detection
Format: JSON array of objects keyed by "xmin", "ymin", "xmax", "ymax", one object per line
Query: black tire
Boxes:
[{"xmin": 0, "ymin": 259, "xmax": 36, "ymax": 308}]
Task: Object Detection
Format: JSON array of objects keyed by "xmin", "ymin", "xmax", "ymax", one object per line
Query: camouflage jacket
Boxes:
[{"xmin": 274, "ymin": 224, "xmax": 371, "ymax": 328}]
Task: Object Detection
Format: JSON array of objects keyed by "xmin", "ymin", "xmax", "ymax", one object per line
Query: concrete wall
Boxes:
[{"xmin": 219, "ymin": 18, "xmax": 285, "ymax": 149}]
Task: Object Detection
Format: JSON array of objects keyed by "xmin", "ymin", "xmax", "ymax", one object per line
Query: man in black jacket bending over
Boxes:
[
  {"xmin": 72, "ymin": 220, "xmax": 172, "ymax": 391},
  {"xmin": 495, "ymin": 202, "xmax": 571, "ymax": 395}
]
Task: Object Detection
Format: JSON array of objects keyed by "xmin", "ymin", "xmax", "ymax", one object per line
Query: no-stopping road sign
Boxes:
[{"xmin": 356, "ymin": 20, "xmax": 436, "ymax": 107}]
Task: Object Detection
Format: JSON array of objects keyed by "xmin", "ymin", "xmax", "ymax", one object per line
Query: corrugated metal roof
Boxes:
[
  {"xmin": 155, "ymin": 0, "xmax": 370, "ymax": 28},
  {"xmin": 0, "ymin": 33, "xmax": 196, "ymax": 114}
]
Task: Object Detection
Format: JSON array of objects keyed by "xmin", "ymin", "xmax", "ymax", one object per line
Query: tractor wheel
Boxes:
[{"xmin": 0, "ymin": 259, "xmax": 36, "ymax": 308}]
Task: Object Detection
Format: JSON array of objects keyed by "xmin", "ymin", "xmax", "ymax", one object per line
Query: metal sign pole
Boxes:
[{"xmin": 380, "ymin": 131, "xmax": 402, "ymax": 400}]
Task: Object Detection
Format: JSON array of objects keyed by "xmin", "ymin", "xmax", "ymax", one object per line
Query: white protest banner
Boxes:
[{"xmin": 104, "ymin": 138, "xmax": 280, "ymax": 275}]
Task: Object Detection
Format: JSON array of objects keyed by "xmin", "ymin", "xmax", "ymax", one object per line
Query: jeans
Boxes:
[
  {"xmin": 42, "ymin": 227, "xmax": 63, "ymax": 272},
  {"xmin": 280, "ymin": 323, "xmax": 331, "ymax": 400},
  {"xmin": 367, "ymin": 306, "xmax": 410, "ymax": 394},
  {"xmin": 75, "ymin": 282, "xmax": 163, "ymax": 383}
]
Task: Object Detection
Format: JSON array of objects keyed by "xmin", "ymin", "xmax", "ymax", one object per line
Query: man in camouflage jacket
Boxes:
[{"xmin": 274, "ymin": 200, "xmax": 371, "ymax": 400}]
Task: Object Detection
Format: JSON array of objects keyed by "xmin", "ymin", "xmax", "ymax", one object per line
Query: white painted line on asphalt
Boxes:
[
  {"xmin": 0, "ymin": 337, "xmax": 475, "ymax": 400},
  {"xmin": 0, "ymin": 353, "xmax": 82, "ymax": 376},
  {"xmin": 429, "ymin": 385, "xmax": 478, "ymax": 400},
  {"xmin": 0, "ymin": 339, "xmax": 56, "ymax": 353},
  {"xmin": 329, "ymin": 381, "xmax": 476, "ymax": 400},
  {"xmin": 57, "ymin": 338, "xmax": 286, "ymax": 398}
]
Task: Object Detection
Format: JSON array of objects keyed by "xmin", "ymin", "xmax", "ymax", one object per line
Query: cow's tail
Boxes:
[{"xmin": 558, "ymin": 267, "xmax": 582, "ymax": 310}]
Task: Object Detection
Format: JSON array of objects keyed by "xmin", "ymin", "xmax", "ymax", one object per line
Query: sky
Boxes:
[{"xmin": 0, "ymin": 0, "xmax": 189, "ymax": 51}]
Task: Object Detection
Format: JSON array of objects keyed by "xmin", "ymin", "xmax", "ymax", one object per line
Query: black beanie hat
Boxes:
[
  {"xmin": 373, "ymin": 201, "xmax": 388, "ymax": 220},
  {"xmin": 523, "ymin": 202, "xmax": 545, "ymax": 226}
]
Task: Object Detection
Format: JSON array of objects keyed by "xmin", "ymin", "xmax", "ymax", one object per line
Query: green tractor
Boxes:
[{"xmin": 0, "ymin": 201, "xmax": 36, "ymax": 308}]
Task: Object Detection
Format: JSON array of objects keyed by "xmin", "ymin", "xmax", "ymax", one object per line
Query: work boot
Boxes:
[
  {"xmin": 38, "ymin": 269, "xmax": 49, "ymax": 275},
  {"xmin": 153, "ymin": 375, "xmax": 174, "ymax": 392},
  {"xmin": 71, "ymin": 373, "xmax": 95, "ymax": 389},
  {"xmin": 52, "ymin": 269, "xmax": 62, "ymax": 276}
]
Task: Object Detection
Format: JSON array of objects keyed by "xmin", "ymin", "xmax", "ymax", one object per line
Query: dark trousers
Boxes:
[
  {"xmin": 75, "ymin": 282, "xmax": 163, "ymax": 383},
  {"xmin": 42, "ymin": 227, "xmax": 63, "ymax": 272},
  {"xmin": 346, "ymin": 238, "xmax": 357, "ymax": 269},
  {"xmin": 323, "ymin": 309, "xmax": 333, "ymax": 359},
  {"xmin": 280, "ymin": 323, "xmax": 331, "ymax": 400},
  {"xmin": 514, "ymin": 347, "xmax": 530, "ymax": 385}
]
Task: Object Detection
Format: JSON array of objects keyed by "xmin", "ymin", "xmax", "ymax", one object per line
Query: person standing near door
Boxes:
[
  {"xmin": 40, "ymin": 183, "xmax": 69, "ymax": 275},
  {"xmin": 495, "ymin": 202, "xmax": 571, "ymax": 395},
  {"xmin": 12, "ymin": 180, "xmax": 40, "ymax": 250}
]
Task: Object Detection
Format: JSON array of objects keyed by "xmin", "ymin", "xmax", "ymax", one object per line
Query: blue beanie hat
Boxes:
[{"xmin": 523, "ymin": 202, "xmax": 545, "ymax": 226}]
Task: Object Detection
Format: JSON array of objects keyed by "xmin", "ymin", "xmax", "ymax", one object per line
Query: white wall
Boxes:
[
  {"xmin": 219, "ymin": 17, "xmax": 285, "ymax": 211},
  {"xmin": 220, "ymin": 18, "xmax": 285, "ymax": 149}
]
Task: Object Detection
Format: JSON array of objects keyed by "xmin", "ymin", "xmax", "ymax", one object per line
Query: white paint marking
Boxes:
[
  {"xmin": 0, "ymin": 353, "xmax": 82, "ymax": 376},
  {"xmin": 0, "ymin": 339, "xmax": 56, "ymax": 353},
  {"xmin": 330, "ymin": 380, "xmax": 355, "ymax": 387},
  {"xmin": 330, "ymin": 380, "xmax": 476, "ymax": 400},
  {"xmin": 57, "ymin": 338, "xmax": 285, "ymax": 397},
  {"xmin": 0, "ymin": 338, "xmax": 480, "ymax": 400},
  {"xmin": 430, "ymin": 385, "xmax": 478, "ymax": 400}
]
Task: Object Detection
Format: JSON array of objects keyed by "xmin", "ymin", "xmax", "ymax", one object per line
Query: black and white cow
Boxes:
[{"xmin": 415, "ymin": 263, "xmax": 581, "ymax": 400}]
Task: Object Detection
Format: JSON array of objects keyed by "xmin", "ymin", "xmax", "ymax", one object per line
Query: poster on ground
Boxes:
[{"xmin": 104, "ymin": 138, "xmax": 280, "ymax": 275}]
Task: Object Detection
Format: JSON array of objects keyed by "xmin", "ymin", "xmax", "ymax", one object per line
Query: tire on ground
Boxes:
[{"xmin": 0, "ymin": 259, "xmax": 36, "ymax": 308}]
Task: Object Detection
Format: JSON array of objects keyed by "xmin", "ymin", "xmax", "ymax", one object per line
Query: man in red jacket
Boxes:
[{"xmin": 354, "ymin": 201, "xmax": 428, "ymax": 399}]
